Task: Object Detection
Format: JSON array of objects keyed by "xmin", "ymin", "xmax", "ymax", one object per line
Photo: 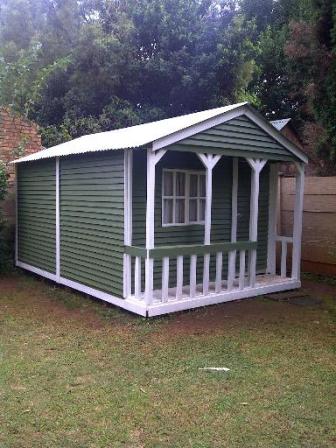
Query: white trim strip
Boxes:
[
  {"xmin": 16, "ymin": 260, "xmax": 147, "ymax": 317},
  {"xmin": 15, "ymin": 163, "xmax": 18, "ymax": 264},
  {"xmin": 17, "ymin": 261, "xmax": 57, "ymax": 281},
  {"xmin": 17, "ymin": 261, "xmax": 302, "ymax": 319},
  {"xmin": 123, "ymin": 150, "xmax": 133, "ymax": 298},
  {"xmin": 152, "ymin": 107, "xmax": 247, "ymax": 151},
  {"xmin": 244, "ymin": 108, "xmax": 308, "ymax": 164},
  {"xmin": 55, "ymin": 157, "xmax": 60, "ymax": 280}
]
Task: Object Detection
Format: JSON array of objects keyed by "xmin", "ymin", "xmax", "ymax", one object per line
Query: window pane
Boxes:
[
  {"xmin": 176, "ymin": 172, "xmax": 185, "ymax": 196},
  {"xmin": 163, "ymin": 199, "xmax": 173, "ymax": 224},
  {"xmin": 190, "ymin": 174, "xmax": 198, "ymax": 197},
  {"xmin": 189, "ymin": 199, "xmax": 198, "ymax": 222},
  {"xmin": 199, "ymin": 175, "xmax": 206, "ymax": 197},
  {"xmin": 199, "ymin": 199, "xmax": 206, "ymax": 221},
  {"xmin": 163, "ymin": 171, "xmax": 173, "ymax": 196},
  {"xmin": 175, "ymin": 199, "xmax": 185, "ymax": 223}
]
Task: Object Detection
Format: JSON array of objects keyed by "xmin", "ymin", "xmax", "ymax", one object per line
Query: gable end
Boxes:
[{"xmin": 165, "ymin": 114, "xmax": 300, "ymax": 162}]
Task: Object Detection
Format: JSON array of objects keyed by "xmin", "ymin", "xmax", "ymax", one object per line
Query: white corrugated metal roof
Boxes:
[
  {"xmin": 270, "ymin": 118, "xmax": 291, "ymax": 131},
  {"xmin": 14, "ymin": 102, "xmax": 247, "ymax": 163}
]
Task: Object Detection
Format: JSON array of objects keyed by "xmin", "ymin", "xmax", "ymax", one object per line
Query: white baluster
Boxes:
[
  {"xmin": 215, "ymin": 252, "xmax": 223, "ymax": 293},
  {"xmin": 203, "ymin": 253, "xmax": 210, "ymax": 295},
  {"xmin": 123, "ymin": 253, "xmax": 132, "ymax": 298},
  {"xmin": 162, "ymin": 256, "xmax": 170, "ymax": 302},
  {"xmin": 239, "ymin": 250, "xmax": 246, "ymax": 290},
  {"xmin": 249, "ymin": 249, "xmax": 257, "ymax": 287},
  {"xmin": 190, "ymin": 254, "xmax": 197, "ymax": 297},
  {"xmin": 134, "ymin": 256, "xmax": 141, "ymax": 298},
  {"xmin": 281, "ymin": 240, "xmax": 287, "ymax": 278},
  {"xmin": 227, "ymin": 250, "xmax": 236, "ymax": 290},
  {"xmin": 176, "ymin": 255, "xmax": 184, "ymax": 300}
]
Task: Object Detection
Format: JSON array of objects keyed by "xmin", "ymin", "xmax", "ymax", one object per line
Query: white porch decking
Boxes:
[{"xmin": 126, "ymin": 274, "xmax": 300, "ymax": 317}]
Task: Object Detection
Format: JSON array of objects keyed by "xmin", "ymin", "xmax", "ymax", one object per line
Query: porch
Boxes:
[{"xmin": 123, "ymin": 145, "xmax": 305, "ymax": 316}]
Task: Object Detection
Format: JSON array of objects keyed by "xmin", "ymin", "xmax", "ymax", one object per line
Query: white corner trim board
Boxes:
[
  {"xmin": 55, "ymin": 157, "xmax": 60, "ymax": 281},
  {"xmin": 16, "ymin": 260, "xmax": 147, "ymax": 317}
]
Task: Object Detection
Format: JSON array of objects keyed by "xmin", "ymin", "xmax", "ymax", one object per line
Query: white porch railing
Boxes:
[{"xmin": 124, "ymin": 241, "xmax": 258, "ymax": 303}]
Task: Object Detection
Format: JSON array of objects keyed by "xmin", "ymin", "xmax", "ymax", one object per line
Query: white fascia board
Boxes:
[
  {"xmin": 243, "ymin": 106, "xmax": 308, "ymax": 164},
  {"xmin": 152, "ymin": 105, "xmax": 247, "ymax": 151}
]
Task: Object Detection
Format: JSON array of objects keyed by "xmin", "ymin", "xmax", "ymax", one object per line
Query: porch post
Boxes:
[
  {"xmin": 291, "ymin": 162, "xmax": 305, "ymax": 280},
  {"xmin": 197, "ymin": 153, "xmax": 221, "ymax": 294},
  {"xmin": 246, "ymin": 158, "xmax": 267, "ymax": 287},
  {"xmin": 123, "ymin": 149, "xmax": 133, "ymax": 298},
  {"xmin": 231, "ymin": 158, "xmax": 238, "ymax": 243},
  {"xmin": 144, "ymin": 148, "xmax": 166, "ymax": 305},
  {"xmin": 267, "ymin": 163, "xmax": 279, "ymax": 275},
  {"xmin": 228, "ymin": 157, "xmax": 239, "ymax": 289}
]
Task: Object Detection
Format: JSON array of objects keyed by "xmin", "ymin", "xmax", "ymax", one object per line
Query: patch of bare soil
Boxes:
[
  {"xmin": 0, "ymin": 274, "xmax": 105, "ymax": 330},
  {"xmin": 1, "ymin": 273, "xmax": 335, "ymax": 338},
  {"xmin": 157, "ymin": 278, "xmax": 336, "ymax": 337},
  {"xmin": 301, "ymin": 278, "xmax": 336, "ymax": 298}
]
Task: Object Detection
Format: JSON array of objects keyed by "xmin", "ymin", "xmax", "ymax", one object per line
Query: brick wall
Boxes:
[
  {"xmin": 0, "ymin": 108, "xmax": 42, "ymax": 184},
  {"xmin": 0, "ymin": 108, "xmax": 42, "ymax": 221}
]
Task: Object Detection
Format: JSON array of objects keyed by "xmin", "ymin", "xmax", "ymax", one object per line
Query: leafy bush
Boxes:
[{"xmin": 0, "ymin": 161, "xmax": 12, "ymax": 273}]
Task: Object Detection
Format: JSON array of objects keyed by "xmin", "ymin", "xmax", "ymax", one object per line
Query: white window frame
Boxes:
[{"xmin": 161, "ymin": 169, "xmax": 206, "ymax": 227}]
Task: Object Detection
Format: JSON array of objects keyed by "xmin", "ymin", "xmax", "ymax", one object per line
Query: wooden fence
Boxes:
[{"xmin": 280, "ymin": 176, "xmax": 336, "ymax": 276}]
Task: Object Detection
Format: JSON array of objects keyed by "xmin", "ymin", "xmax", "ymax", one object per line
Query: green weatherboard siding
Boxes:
[
  {"xmin": 168, "ymin": 115, "xmax": 296, "ymax": 161},
  {"xmin": 60, "ymin": 151, "xmax": 124, "ymax": 297},
  {"xmin": 17, "ymin": 159, "xmax": 56, "ymax": 273}
]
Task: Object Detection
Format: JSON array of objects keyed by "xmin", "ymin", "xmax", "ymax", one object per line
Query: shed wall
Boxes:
[
  {"xmin": 60, "ymin": 152, "xmax": 124, "ymax": 296},
  {"xmin": 17, "ymin": 151, "xmax": 125, "ymax": 298},
  {"xmin": 17, "ymin": 159, "xmax": 56, "ymax": 273}
]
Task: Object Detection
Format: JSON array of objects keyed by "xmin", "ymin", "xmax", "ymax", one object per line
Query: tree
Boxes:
[
  {"xmin": 284, "ymin": 0, "xmax": 336, "ymax": 170},
  {"xmin": 0, "ymin": 0, "xmax": 259, "ymax": 145}
]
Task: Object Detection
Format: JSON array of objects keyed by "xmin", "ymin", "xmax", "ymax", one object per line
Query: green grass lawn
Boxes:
[{"xmin": 0, "ymin": 272, "xmax": 335, "ymax": 447}]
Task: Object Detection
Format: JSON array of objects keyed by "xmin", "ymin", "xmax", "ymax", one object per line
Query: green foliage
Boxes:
[
  {"xmin": 0, "ymin": 161, "xmax": 12, "ymax": 273},
  {"xmin": 0, "ymin": 0, "xmax": 335, "ymax": 168},
  {"xmin": 0, "ymin": 0, "xmax": 259, "ymax": 146},
  {"xmin": 0, "ymin": 161, "xmax": 7, "ymax": 201}
]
